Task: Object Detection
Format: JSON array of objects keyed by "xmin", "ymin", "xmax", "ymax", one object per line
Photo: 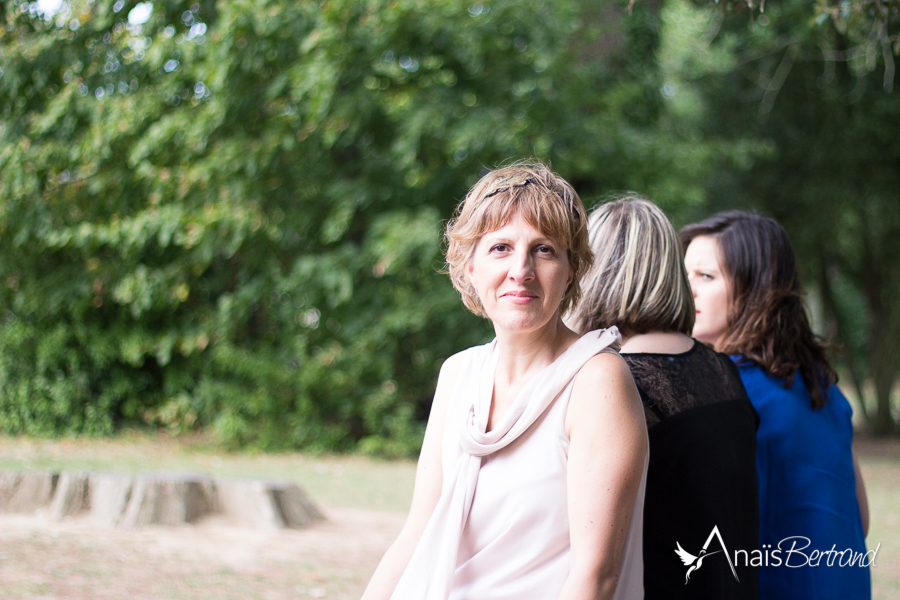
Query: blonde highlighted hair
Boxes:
[
  {"xmin": 567, "ymin": 195, "xmax": 695, "ymax": 335},
  {"xmin": 444, "ymin": 161, "xmax": 592, "ymax": 318}
]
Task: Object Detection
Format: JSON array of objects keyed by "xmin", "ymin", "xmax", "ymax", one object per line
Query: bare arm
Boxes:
[
  {"xmin": 559, "ymin": 352, "xmax": 647, "ymax": 600},
  {"xmin": 852, "ymin": 447, "xmax": 869, "ymax": 537},
  {"xmin": 360, "ymin": 354, "xmax": 460, "ymax": 600}
]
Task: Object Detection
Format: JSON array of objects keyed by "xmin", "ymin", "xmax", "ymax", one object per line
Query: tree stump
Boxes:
[
  {"xmin": 118, "ymin": 474, "xmax": 213, "ymax": 527},
  {"xmin": 273, "ymin": 481, "xmax": 326, "ymax": 527},
  {"xmin": 0, "ymin": 471, "xmax": 58, "ymax": 512},
  {"xmin": 48, "ymin": 471, "xmax": 90, "ymax": 520},
  {"xmin": 89, "ymin": 473, "xmax": 135, "ymax": 527},
  {"xmin": 0, "ymin": 470, "xmax": 324, "ymax": 529},
  {"xmin": 214, "ymin": 479, "xmax": 325, "ymax": 529}
]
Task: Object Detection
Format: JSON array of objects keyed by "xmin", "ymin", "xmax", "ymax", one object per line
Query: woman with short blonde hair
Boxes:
[
  {"xmin": 363, "ymin": 162, "xmax": 648, "ymax": 600},
  {"xmin": 445, "ymin": 161, "xmax": 594, "ymax": 318},
  {"xmin": 569, "ymin": 196, "xmax": 759, "ymax": 600},
  {"xmin": 568, "ymin": 195, "xmax": 694, "ymax": 336}
]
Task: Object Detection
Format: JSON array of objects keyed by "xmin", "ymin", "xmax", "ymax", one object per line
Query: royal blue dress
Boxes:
[{"xmin": 734, "ymin": 360, "xmax": 871, "ymax": 600}]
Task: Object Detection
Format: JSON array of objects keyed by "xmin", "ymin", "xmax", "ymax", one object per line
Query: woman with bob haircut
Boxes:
[
  {"xmin": 567, "ymin": 196, "xmax": 759, "ymax": 600},
  {"xmin": 681, "ymin": 211, "xmax": 870, "ymax": 600},
  {"xmin": 362, "ymin": 162, "xmax": 648, "ymax": 600}
]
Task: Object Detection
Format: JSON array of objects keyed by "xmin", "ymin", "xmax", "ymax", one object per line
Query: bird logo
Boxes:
[
  {"xmin": 674, "ymin": 526, "xmax": 740, "ymax": 585},
  {"xmin": 675, "ymin": 543, "xmax": 721, "ymax": 583}
]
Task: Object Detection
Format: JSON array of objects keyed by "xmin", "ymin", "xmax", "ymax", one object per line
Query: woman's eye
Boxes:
[
  {"xmin": 490, "ymin": 244, "xmax": 508, "ymax": 253},
  {"xmin": 701, "ymin": 273, "xmax": 714, "ymax": 281},
  {"xmin": 536, "ymin": 245, "xmax": 555, "ymax": 255}
]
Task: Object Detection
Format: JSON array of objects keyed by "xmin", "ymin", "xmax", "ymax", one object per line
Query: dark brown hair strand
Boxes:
[{"xmin": 680, "ymin": 211, "xmax": 837, "ymax": 409}]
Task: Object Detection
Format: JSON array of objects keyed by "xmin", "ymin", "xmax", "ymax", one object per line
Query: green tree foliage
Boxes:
[
  {"xmin": 709, "ymin": 0, "xmax": 900, "ymax": 92},
  {"xmin": 668, "ymin": 0, "xmax": 900, "ymax": 433},
  {"xmin": 0, "ymin": 0, "xmax": 706, "ymax": 452}
]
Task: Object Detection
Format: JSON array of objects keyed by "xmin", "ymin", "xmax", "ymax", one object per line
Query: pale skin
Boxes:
[
  {"xmin": 683, "ymin": 234, "xmax": 869, "ymax": 538},
  {"xmin": 619, "ymin": 330, "xmax": 694, "ymax": 355},
  {"xmin": 683, "ymin": 235, "xmax": 730, "ymax": 348},
  {"xmin": 362, "ymin": 213, "xmax": 647, "ymax": 600}
]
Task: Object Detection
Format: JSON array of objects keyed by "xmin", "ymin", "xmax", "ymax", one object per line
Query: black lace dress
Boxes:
[{"xmin": 622, "ymin": 341, "xmax": 759, "ymax": 600}]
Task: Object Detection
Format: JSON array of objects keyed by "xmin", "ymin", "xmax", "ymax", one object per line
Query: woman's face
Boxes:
[
  {"xmin": 468, "ymin": 212, "xmax": 573, "ymax": 335},
  {"xmin": 684, "ymin": 235, "xmax": 730, "ymax": 347}
]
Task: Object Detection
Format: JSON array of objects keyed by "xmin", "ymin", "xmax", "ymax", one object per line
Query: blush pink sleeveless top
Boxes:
[{"xmin": 390, "ymin": 329, "xmax": 647, "ymax": 600}]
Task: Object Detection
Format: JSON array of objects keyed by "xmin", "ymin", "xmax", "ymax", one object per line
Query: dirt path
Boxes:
[
  {"xmin": 0, "ymin": 506, "xmax": 404, "ymax": 600},
  {"xmin": 0, "ymin": 435, "xmax": 895, "ymax": 599}
]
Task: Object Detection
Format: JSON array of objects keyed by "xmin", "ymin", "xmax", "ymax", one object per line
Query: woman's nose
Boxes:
[{"xmin": 509, "ymin": 251, "xmax": 535, "ymax": 282}]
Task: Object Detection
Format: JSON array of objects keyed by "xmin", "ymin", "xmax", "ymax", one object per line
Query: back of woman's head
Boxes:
[
  {"xmin": 680, "ymin": 210, "xmax": 836, "ymax": 408},
  {"xmin": 567, "ymin": 195, "xmax": 694, "ymax": 336}
]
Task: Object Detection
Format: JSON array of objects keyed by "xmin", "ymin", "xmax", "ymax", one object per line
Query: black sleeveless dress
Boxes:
[{"xmin": 622, "ymin": 341, "xmax": 759, "ymax": 600}]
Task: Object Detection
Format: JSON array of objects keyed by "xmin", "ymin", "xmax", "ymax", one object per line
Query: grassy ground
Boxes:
[
  {"xmin": 856, "ymin": 436, "xmax": 900, "ymax": 600},
  {"xmin": 0, "ymin": 432, "xmax": 897, "ymax": 599},
  {"xmin": 0, "ymin": 433, "xmax": 414, "ymax": 600}
]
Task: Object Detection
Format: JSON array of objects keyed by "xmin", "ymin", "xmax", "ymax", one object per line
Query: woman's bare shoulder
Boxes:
[
  {"xmin": 567, "ymin": 351, "xmax": 641, "ymax": 434},
  {"xmin": 576, "ymin": 351, "xmax": 633, "ymax": 387}
]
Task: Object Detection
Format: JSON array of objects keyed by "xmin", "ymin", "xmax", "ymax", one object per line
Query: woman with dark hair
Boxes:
[
  {"xmin": 681, "ymin": 211, "xmax": 871, "ymax": 600},
  {"xmin": 568, "ymin": 197, "xmax": 759, "ymax": 600}
]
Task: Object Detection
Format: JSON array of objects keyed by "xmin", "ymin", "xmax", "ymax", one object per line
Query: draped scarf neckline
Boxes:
[{"xmin": 389, "ymin": 327, "xmax": 622, "ymax": 600}]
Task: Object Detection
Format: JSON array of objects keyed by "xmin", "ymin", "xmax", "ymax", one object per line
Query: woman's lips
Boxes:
[{"xmin": 502, "ymin": 291, "xmax": 538, "ymax": 305}]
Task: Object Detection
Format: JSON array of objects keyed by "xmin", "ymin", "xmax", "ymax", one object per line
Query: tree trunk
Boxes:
[
  {"xmin": 818, "ymin": 263, "xmax": 870, "ymax": 422},
  {"xmin": 867, "ymin": 301, "xmax": 897, "ymax": 435},
  {"xmin": 858, "ymin": 205, "xmax": 897, "ymax": 436}
]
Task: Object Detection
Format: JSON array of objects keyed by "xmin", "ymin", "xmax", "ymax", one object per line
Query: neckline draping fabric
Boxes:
[{"xmin": 390, "ymin": 327, "xmax": 622, "ymax": 600}]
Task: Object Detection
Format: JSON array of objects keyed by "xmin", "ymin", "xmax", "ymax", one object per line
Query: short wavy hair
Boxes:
[
  {"xmin": 444, "ymin": 161, "xmax": 592, "ymax": 318},
  {"xmin": 567, "ymin": 195, "xmax": 695, "ymax": 336}
]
